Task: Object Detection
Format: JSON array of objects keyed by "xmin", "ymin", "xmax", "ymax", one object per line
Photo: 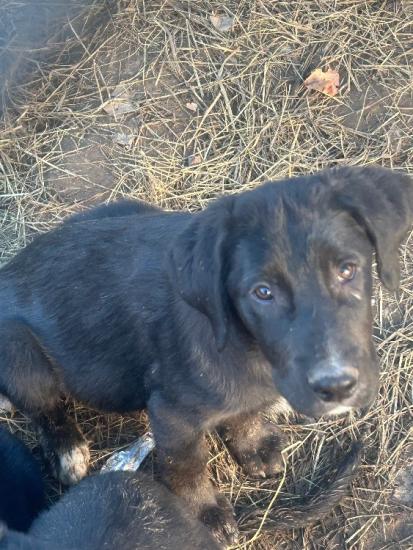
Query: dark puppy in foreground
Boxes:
[
  {"xmin": 0, "ymin": 429, "xmax": 45, "ymax": 532},
  {"xmin": 0, "ymin": 166, "xmax": 411, "ymax": 544},
  {"xmin": 0, "ymin": 427, "xmax": 216, "ymax": 549},
  {"xmin": 0, "ymin": 427, "xmax": 361, "ymax": 549},
  {"xmin": 0, "ymin": 472, "xmax": 220, "ymax": 550},
  {"xmin": 0, "ymin": 437, "xmax": 360, "ymax": 550}
]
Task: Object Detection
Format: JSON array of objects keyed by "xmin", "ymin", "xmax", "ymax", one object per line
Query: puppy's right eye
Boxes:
[
  {"xmin": 337, "ymin": 262, "xmax": 357, "ymax": 283},
  {"xmin": 253, "ymin": 285, "xmax": 273, "ymax": 301}
]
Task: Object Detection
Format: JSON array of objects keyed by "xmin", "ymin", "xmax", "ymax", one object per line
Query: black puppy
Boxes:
[
  {"xmin": 0, "ymin": 428, "xmax": 45, "ymax": 532},
  {"xmin": 0, "ymin": 166, "xmax": 411, "ymax": 544},
  {"xmin": 0, "ymin": 443, "xmax": 361, "ymax": 550},
  {"xmin": 0, "ymin": 471, "xmax": 220, "ymax": 550}
]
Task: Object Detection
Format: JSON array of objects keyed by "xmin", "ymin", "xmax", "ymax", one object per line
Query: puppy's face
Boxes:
[
  {"xmin": 171, "ymin": 167, "xmax": 413, "ymax": 418},
  {"xmin": 227, "ymin": 195, "xmax": 378, "ymax": 417}
]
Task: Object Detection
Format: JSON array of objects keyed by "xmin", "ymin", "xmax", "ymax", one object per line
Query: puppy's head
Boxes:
[{"xmin": 169, "ymin": 167, "xmax": 413, "ymax": 417}]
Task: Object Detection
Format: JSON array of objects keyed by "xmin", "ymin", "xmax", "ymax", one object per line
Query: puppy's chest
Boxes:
[
  {"xmin": 193, "ymin": 349, "xmax": 278, "ymax": 420},
  {"xmin": 226, "ymin": 377, "xmax": 277, "ymax": 416},
  {"xmin": 203, "ymin": 386, "xmax": 278, "ymax": 431}
]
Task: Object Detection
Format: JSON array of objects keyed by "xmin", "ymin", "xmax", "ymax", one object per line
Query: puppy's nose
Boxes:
[{"xmin": 307, "ymin": 366, "xmax": 358, "ymax": 402}]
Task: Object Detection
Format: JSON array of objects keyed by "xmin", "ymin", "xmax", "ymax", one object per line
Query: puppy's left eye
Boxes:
[{"xmin": 337, "ymin": 262, "xmax": 357, "ymax": 283}]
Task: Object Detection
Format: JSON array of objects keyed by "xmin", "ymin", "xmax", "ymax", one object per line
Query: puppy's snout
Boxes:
[{"xmin": 307, "ymin": 364, "xmax": 358, "ymax": 402}]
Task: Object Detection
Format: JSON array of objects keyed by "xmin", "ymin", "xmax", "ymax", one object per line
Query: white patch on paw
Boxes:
[
  {"xmin": 271, "ymin": 396, "xmax": 294, "ymax": 416},
  {"xmin": 58, "ymin": 443, "xmax": 90, "ymax": 485},
  {"xmin": 326, "ymin": 404, "xmax": 353, "ymax": 416},
  {"xmin": 0, "ymin": 395, "xmax": 14, "ymax": 413}
]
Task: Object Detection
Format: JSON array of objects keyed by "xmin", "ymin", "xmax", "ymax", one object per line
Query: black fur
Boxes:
[
  {"xmin": 0, "ymin": 166, "xmax": 411, "ymax": 543},
  {"xmin": 0, "ymin": 433, "xmax": 361, "ymax": 550},
  {"xmin": 0, "ymin": 429, "xmax": 45, "ymax": 532},
  {"xmin": 66, "ymin": 199, "xmax": 161, "ymax": 223},
  {"xmin": 0, "ymin": 471, "xmax": 220, "ymax": 550}
]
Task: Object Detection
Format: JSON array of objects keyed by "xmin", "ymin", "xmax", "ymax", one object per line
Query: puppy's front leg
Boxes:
[
  {"xmin": 148, "ymin": 393, "xmax": 238, "ymax": 547},
  {"xmin": 220, "ymin": 411, "xmax": 287, "ymax": 479}
]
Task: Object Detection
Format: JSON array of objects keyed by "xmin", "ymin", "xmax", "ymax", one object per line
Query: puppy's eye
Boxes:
[
  {"xmin": 253, "ymin": 285, "xmax": 273, "ymax": 301},
  {"xmin": 337, "ymin": 262, "xmax": 357, "ymax": 283}
]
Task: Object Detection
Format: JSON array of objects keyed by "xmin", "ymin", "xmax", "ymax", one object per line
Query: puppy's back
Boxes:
[
  {"xmin": 64, "ymin": 199, "xmax": 161, "ymax": 224},
  {"xmin": 31, "ymin": 472, "xmax": 219, "ymax": 549}
]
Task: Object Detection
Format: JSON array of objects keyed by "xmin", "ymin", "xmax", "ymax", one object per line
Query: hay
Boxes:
[{"xmin": 0, "ymin": 0, "xmax": 412, "ymax": 548}]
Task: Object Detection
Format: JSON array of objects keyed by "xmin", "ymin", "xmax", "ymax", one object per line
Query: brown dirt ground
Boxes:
[{"xmin": 0, "ymin": 1, "xmax": 412, "ymax": 548}]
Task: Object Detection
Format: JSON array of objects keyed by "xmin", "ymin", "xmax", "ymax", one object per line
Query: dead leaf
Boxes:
[
  {"xmin": 103, "ymin": 84, "xmax": 137, "ymax": 116},
  {"xmin": 210, "ymin": 13, "xmax": 234, "ymax": 32},
  {"xmin": 185, "ymin": 102, "xmax": 198, "ymax": 112},
  {"xmin": 185, "ymin": 154, "xmax": 202, "ymax": 167},
  {"xmin": 304, "ymin": 68, "xmax": 339, "ymax": 96},
  {"xmin": 114, "ymin": 132, "xmax": 135, "ymax": 147}
]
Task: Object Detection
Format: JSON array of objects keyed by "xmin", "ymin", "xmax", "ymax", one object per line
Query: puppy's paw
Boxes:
[
  {"xmin": 200, "ymin": 494, "xmax": 238, "ymax": 548},
  {"xmin": 237, "ymin": 442, "xmax": 282, "ymax": 479},
  {"xmin": 38, "ymin": 419, "xmax": 90, "ymax": 485},
  {"xmin": 57, "ymin": 442, "xmax": 90, "ymax": 485},
  {"xmin": 229, "ymin": 422, "xmax": 286, "ymax": 479}
]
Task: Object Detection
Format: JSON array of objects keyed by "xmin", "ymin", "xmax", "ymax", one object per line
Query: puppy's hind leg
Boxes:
[
  {"xmin": 34, "ymin": 404, "xmax": 90, "ymax": 486},
  {"xmin": 0, "ymin": 319, "xmax": 89, "ymax": 485}
]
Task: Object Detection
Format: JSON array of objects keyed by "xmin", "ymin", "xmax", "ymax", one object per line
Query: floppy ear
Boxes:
[
  {"xmin": 168, "ymin": 200, "xmax": 233, "ymax": 351},
  {"xmin": 331, "ymin": 166, "xmax": 413, "ymax": 291}
]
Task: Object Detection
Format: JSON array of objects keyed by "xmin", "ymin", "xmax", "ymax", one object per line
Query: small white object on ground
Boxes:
[
  {"xmin": 0, "ymin": 395, "xmax": 14, "ymax": 413},
  {"xmin": 101, "ymin": 432, "xmax": 155, "ymax": 473}
]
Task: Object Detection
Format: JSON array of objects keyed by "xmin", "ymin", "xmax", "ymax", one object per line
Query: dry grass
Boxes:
[{"xmin": 0, "ymin": 0, "xmax": 412, "ymax": 548}]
